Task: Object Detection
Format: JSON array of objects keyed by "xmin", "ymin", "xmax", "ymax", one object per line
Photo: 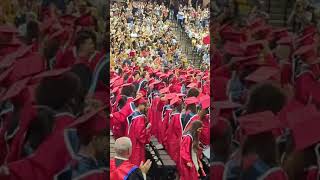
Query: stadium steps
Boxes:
[
  {"xmin": 171, "ymin": 21, "xmax": 202, "ymax": 68},
  {"xmin": 237, "ymin": 0, "xmax": 294, "ymax": 27},
  {"xmin": 267, "ymin": 0, "xmax": 294, "ymax": 27}
]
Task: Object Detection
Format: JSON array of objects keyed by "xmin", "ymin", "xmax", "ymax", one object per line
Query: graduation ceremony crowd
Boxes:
[
  {"xmin": 0, "ymin": 0, "xmax": 108, "ymax": 179},
  {"xmin": 110, "ymin": 1, "xmax": 210, "ymax": 179},
  {"xmin": 177, "ymin": 3, "xmax": 210, "ymax": 62},
  {"xmin": 211, "ymin": 0, "xmax": 320, "ymax": 179}
]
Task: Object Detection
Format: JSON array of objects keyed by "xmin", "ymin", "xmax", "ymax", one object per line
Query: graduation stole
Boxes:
[
  {"xmin": 127, "ymin": 111, "xmax": 144, "ymax": 134},
  {"xmin": 181, "ymin": 111, "xmax": 196, "ymax": 131},
  {"xmin": 161, "ymin": 105, "xmax": 172, "ymax": 122}
]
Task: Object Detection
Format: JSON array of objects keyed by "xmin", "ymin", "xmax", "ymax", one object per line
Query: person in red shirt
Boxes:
[
  {"xmin": 180, "ymin": 120, "xmax": 205, "ymax": 180},
  {"xmin": 111, "ymin": 137, "xmax": 152, "ymax": 180}
]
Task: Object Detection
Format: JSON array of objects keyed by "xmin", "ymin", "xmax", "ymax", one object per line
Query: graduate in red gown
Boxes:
[
  {"xmin": 111, "ymin": 84, "xmax": 136, "ymax": 139},
  {"xmin": 198, "ymin": 95, "xmax": 210, "ymax": 146},
  {"xmin": 127, "ymin": 97, "xmax": 151, "ymax": 166},
  {"xmin": 55, "ymin": 30, "xmax": 103, "ymax": 71},
  {"xmin": 166, "ymin": 96, "xmax": 183, "ymax": 167},
  {"xmin": 183, "ymin": 97, "xmax": 200, "ymax": 132},
  {"xmin": 180, "ymin": 120, "xmax": 205, "ymax": 180},
  {"xmin": 54, "ymin": 106, "xmax": 108, "ymax": 179}
]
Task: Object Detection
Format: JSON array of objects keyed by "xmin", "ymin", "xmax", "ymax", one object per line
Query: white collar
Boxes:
[{"xmin": 114, "ymin": 156, "xmax": 129, "ymax": 161}]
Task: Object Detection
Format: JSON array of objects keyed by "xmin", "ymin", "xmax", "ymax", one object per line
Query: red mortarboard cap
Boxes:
[
  {"xmin": 49, "ymin": 28, "xmax": 70, "ymax": 42},
  {"xmin": 1, "ymin": 77, "xmax": 31, "ymax": 102},
  {"xmin": 134, "ymin": 96, "xmax": 147, "ymax": 105},
  {"xmin": 224, "ymin": 42, "xmax": 244, "ymax": 56},
  {"xmin": 184, "ymin": 97, "xmax": 199, "ymax": 105},
  {"xmin": 159, "ymin": 87, "xmax": 170, "ymax": 94},
  {"xmin": 159, "ymin": 73, "xmax": 168, "ymax": 79},
  {"xmin": 296, "ymin": 33, "xmax": 315, "ymax": 47},
  {"xmin": 285, "ymin": 104, "xmax": 319, "ymax": 128},
  {"xmin": 238, "ymin": 111, "xmax": 282, "ymax": 136},
  {"xmin": 121, "ymin": 83, "xmax": 132, "ymax": 88},
  {"xmin": 149, "ymin": 80, "xmax": 161, "ymax": 86},
  {"xmin": 294, "ymin": 44, "xmax": 317, "ymax": 60},
  {"xmin": 110, "ymin": 76, "xmax": 120, "ymax": 84},
  {"xmin": 112, "ymin": 78, "xmax": 124, "ymax": 87},
  {"xmin": 251, "ymin": 25, "xmax": 272, "ymax": 38},
  {"xmin": 112, "ymin": 86, "xmax": 120, "ymax": 94},
  {"xmin": 245, "ymin": 66, "xmax": 280, "ymax": 83},
  {"xmin": 13, "ymin": 45, "xmax": 33, "ymax": 59},
  {"xmin": 200, "ymin": 95, "xmax": 210, "ymax": 109},
  {"xmin": 291, "ymin": 110, "xmax": 320, "ymax": 151},
  {"xmin": 31, "ymin": 68, "xmax": 70, "ymax": 82},
  {"xmin": 75, "ymin": 106, "xmax": 106, "ymax": 136},
  {"xmin": 302, "ymin": 25, "xmax": 317, "ymax": 36},
  {"xmin": 221, "ymin": 31, "xmax": 246, "ymax": 43},
  {"xmin": 138, "ymin": 89, "xmax": 147, "ymax": 97},
  {"xmin": 232, "ymin": 55, "xmax": 258, "ymax": 64},
  {"xmin": 170, "ymin": 97, "xmax": 182, "ymax": 106},
  {"xmin": 272, "ymin": 28, "xmax": 289, "ymax": 39},
  {"xmin": 165, "ymin": 93, "xmax": 176, "ymax": 100},
  {"xmin": 10, "ymin": 53, "xmax": 44, "ymax": 81},
  {"xmin": 187, "ymin": 83, "xmax": 197, "ymax": 88}
]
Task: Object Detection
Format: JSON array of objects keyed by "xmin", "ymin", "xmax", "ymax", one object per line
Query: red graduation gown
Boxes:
[
  {"xmin": 210, "ymin": 162, "xmax": 225, "ymax": 180},
  {"xmin": 5, "ymin": 129, "xmax": 77, "ymax": 179},
  {"xmin": 157, "ymin": 99, "xmax": 166, "ymax": 141},
  {"xmin": 111, "ymin": 97, "xmax": 135, "ymax": 139},
  {"xmin": 295, "ymin": 71, "xmax": 315, "ymax": 104},
  {"xmin": 110, "ymin": 159, "xmax": 138, "ymax": 180},
  {"xmin": 150, "ymin": 95, "xmax": 161, "ymax": 137},
  {"xmin": 179, "ymin": 134, "xmax": 199, "ymax": 180},
  {"xmin": 161, "ymin": 107, "xmax": 172, "ymax": 148},
  {"xmin": 166, "ymin": 113, "xmax": 182, "ymax": 165},
  {"xmin": 200, "ymin": 114, "xmax": 210, "ymax": 146},
  {"xmin": 127, "ymin": 113, "xmax": 151, "ymax": 166},
  {"xmin": 5, "ymin": 103, "xmax": 37, "ymax": 163},
  {"xmin": 184, "ymin": 114, "xmax": 200, "ymax": 133},
  {"xmin": 304, "ymin": 166, "xmax": 319, "ymax": 180}
]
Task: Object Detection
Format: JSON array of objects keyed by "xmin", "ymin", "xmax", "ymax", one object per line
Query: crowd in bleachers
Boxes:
[{"xmin": 175, "ymin": 4, "xmax": 210, "ymax": 64}]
